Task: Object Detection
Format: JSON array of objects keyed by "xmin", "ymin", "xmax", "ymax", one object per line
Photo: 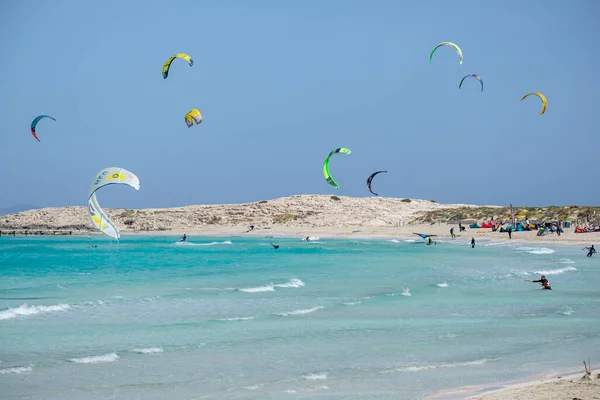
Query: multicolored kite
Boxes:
[
  {"xmin": 323, "ymin": 148, "xmax": 351, "ymax": 189},
  {"xmin": 430, "ymin": 42, "xmax": 463, "ymax": 65},
  {"xmin": 88, "ymin": 167, "xmax": 140, "ymax": 240},
  {"xmin": 459, "ymin": 74, "xmax": 483, "ymax": 92},
  {"xmin": 185, "ymin": 109, "xmax": 203, "ymax": 127},
  {"xmin": 162, "ymin": 53, "xmax": 193, "ymax": 79},
  {"xmin": 30, "ymin": 115, "xmax": 56, "ymax": 142}
]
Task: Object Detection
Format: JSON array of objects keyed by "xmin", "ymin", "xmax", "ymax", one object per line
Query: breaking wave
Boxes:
[
  {"xmin": 0, "ymin": 303, "xmax": 70, "ymax": 321},
  {"xmin": 239, "ymin": 278, "xmax": 305, "ymax": 293},
  {"xmin": 534, "ymin": 266, "xmax": 576, "ymax": 275},
  {"xmin": 276, "ymin": 306, "xmax": 324, "ymax": 317},
  {"xmin": 70, "ymin": 353, "xmax": 119, "ymax": 364},
  {"xmin": 517, "ymin": 247, "xmax": 555, "ymax": 255},
  {"xmin": 131, "ymin": 347, "xmax": 163, "ymax": 354},
  {"xmin": 0, "ymin": 365, "xmax": 33, "ymax": 374}
]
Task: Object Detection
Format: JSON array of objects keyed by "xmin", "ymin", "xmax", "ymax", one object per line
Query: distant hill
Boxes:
[{"xmin": 0, "ymin": 204, "xmax": 40, "ymax": 216}]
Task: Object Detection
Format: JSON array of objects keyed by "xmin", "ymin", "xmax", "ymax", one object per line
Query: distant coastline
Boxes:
[{"xmin": 1, "ymin": 195, "xmax": 599, "ymax": 244}]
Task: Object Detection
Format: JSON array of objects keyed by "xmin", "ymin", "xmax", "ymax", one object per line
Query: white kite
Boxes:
[{"xmin": 88, "ymin": 167, "xmax": 140, "ymax": 239}]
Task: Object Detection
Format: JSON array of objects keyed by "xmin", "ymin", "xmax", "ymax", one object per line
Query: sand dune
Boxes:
[{"xmin": 0, "ymin": 195, "xmax": 479, "ymax": 233}]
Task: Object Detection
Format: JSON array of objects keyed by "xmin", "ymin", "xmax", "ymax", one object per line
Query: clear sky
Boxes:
[{"xmin": 1, "ymin": 0, "xmax": 598, "ymax": 209}]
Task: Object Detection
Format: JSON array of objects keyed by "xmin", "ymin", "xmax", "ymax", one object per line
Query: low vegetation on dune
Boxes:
[{"xmin": 412, "ymin": 206, "xmax": 600, "ymax": 225}]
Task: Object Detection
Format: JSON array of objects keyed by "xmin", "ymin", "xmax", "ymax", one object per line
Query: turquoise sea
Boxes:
[{"xmin": 1, "ymin": 235, "xmax": 599, "ymax": 399}]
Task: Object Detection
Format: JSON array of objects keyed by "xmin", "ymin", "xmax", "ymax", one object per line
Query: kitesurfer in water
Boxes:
[
  {"xmin": 270, "ymin": 242, "xmax": 279, "ymax": 249},
  {"xmin": 180, "ymin": 234, "xmax": 187, "ymax": 242},
  {"xmin": 584, "ymin": 245, "xmax": 596, "ymax": 257},
  {"xmin": 470, "ymin": 238, "xmax": 475, "ymax": 248},
  {"xmin": 527, "ymin": 275, "xmax": 551, "ymax": 290}
]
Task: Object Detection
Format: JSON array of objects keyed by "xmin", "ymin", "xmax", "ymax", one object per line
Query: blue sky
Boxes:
[{"xmin": 1, "ymin": 0, "xmax": 598, "ymax": 209}]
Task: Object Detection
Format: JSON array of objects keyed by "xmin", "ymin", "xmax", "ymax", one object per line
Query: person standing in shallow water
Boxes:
[
  {"xmin": 584, "ymin": 245, "xmax": 596, "ymax": 257},
  {"xmin": 450, "ymin": 227, "xmax": 455, "ymax": 240},
  {"xmin": 508, "ymin": 227, "xmax": 512, "ymax": 239},
  {"xmin": 471, "ymin": 238, "xmax": 475, "ymax": 248},
  {"xmin": 527, "ymin": 275, "xmax": 551, "ymax": 290}
]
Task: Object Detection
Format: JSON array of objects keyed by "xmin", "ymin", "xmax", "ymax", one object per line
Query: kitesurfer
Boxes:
[
  {"xmin": 428, "ymin": 236, "xmax": 433, "ymax": 245},
  {"xmin": 270, "ymin": 242, "xmax": 279, "ymax": 249},
  {"xmin": 180, "ymin": 234, "xmax": 187, "ymax": 242},
  {"xmin": 470, "ymin": 238, "xmax": 475, "ymax": 248},
  {"xmin": 584, "ymin": 245, "xmax": 596, "ymax": 257},
  {"xmin": 450, "ymin": 227, "xmax": 455, "ymax": 240},
  {"xmin": 527, "ymin": 275, "xmax": 551, "ymax": 290}
]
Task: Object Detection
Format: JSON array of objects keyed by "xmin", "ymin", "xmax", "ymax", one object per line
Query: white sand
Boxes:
[{"xmin": 429, "ymin": 369, "xmax": 600, "ymax": 400}]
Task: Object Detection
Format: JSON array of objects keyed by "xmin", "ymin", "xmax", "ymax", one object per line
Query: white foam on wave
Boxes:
[
  {"xmin": 436, "ymin": 282, "xmax": 448, "ymax": 288},
  {"xmin": 483, "ymin": 241, "xmax": 510, "ymax": 247},
  {"xmin": 131, "ymin": 347, "xmax": 163, "ymax": 354},
  {"xmin": 0, "ymin": 365, "xmax": 33, "ymax": 374},
  {"xmin": 176, "ymin": 240, "xmax": 232, "ymax": 246},
  {"xmin": 560, "ymin": 258, "xmax": 575, "ymax": 264},
  {"xmin": 403, "ymin": 239, "xmax": 417, "ymax": 243},
  {"xmin": 389, "ymin": 239, "xmax": 401, "ymax": 243},
  {"xmin": 239, "ymin": 284, "xmax": 275, "ymax": 293},
  {"xmin": 558, "ymin": 306, "xmax": 574, "ymax": 316},
  {"xmin": 274, "ymin": 278, "xmax": 305, "ymax": 288},
  {"xmin": 303, "ymin": 372, "xmax": 328, "ymax": 380},
  {"xmin": 276, "ymin": 306, "xmax": 324, "ymax": 317},
  {"xmin": 343, "ymin": 301, "xmax": 362, "ymax": 306},
  {"xmin": 0, "ymin": 303, "xmax": 70, "ymax": 321},
  {"xmin": 534, "ymin": 266, "xmax": 576, "ymax": 275},
  {"xmin": 387, "ymin": 289, "xmax": 412, "ymax": 297},
  {"xmin": 518, "ymin": 247, "xmax": 555, "ymax": 255},
  {"xmin": 385, "ymin": 358, "xmax": 493, "ymax": 373},
  {"xmin": 71, "ymin": 353, "xmax": 119, "ymax": 364},
  {"xmin": 216, "ymin": 316, "xmax": 255, "ymax": 321},
  {"xmin": 240, "ymin": 278, "xmax": 304, "ymax": 293}
]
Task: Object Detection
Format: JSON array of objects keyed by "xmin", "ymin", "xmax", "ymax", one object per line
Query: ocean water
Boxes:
[{"xmin": 1, "ymin": 235, "xmax": 599, "ymax": 399}]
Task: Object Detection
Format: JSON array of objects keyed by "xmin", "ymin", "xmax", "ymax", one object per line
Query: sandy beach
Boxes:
[{"xmin": 431, "ymin": 369, "xmax": 600, "ymax": 400}]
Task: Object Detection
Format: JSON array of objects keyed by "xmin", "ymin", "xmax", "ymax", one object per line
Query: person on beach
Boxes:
[
  {"xmin": 508, "ymin": 227, "xmax": 512, "ymax": 239},
  {"xmin": 470, "ymin": 237, "xmax": 475, "ymax": 248},
  {"xmin": 450, "ymin": 227, "xmax": 455, "ymax": 240},
  {"xmin": 527, "ymin": 275, "xmax": 551, "ymax": 290},
  {"xmin": 180, "ymin": 234, "xmax": 187, "ymax": 242},
  {"xmin": 584, "ymin": 245, "xmax": 596, "ymax": 257}
]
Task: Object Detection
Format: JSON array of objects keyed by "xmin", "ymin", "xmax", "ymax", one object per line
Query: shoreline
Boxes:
[
  {"xmin": 428, "ymin": 366, "xmax": 599, "ymax": 400},
  {"xmin": 2, "ymin": 225, "xmax": 600, "ymax": 246},
  {"xmin": 120, "ymin": 225, "xmax": 600, "ymax": 246}
]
